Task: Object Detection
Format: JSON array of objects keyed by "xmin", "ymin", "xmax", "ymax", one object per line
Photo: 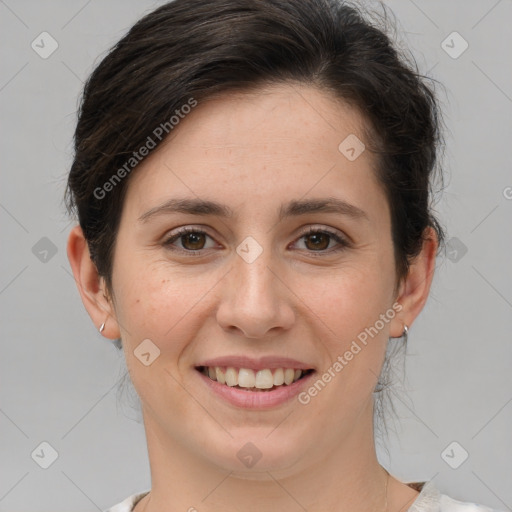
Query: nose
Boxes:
[{"xmin": 216, "ymin": 247, "xmax": 295, "ymax": 339}]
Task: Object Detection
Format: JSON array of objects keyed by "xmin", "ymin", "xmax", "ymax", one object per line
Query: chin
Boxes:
[{"xmin": 199, "ymin": 428, "xmax": 311, "ymax": 476}]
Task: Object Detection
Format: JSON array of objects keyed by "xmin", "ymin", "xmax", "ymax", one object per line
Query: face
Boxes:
[{"xmin": 108, "ymin": 83, "xmax": 402, "ymax": 475}]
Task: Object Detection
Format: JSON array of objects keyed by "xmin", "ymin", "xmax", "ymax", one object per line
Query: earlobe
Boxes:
[
  {"xmin": 390, "ymin": 227, "xmax": 438, "ymax": 338},
  {"xmin": 66, "ymin": 225, "xmax": 121, "ymax": 339}
]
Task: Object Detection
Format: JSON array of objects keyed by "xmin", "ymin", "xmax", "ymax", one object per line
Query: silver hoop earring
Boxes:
[
  {"xmin": 99, "ymin": 322, "xmax": 106, "ymax": 333},
  {"xmin": 391, "ymin": 323, "xmax": 408, "ymax": 340}
]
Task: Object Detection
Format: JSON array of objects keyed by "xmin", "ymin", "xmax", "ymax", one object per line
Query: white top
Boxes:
[{"xmin": 103, "ymin": 480, "xmax": 503, "ymax": 511}]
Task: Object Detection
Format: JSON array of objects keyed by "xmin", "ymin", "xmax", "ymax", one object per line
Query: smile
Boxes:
[
  {"xmin": 197, "ymin": 366, "xmax": 314, "ymax": 391},
  {"xmin": 195, "ymin": 364, "xmax": 316, "ymax": 409}
]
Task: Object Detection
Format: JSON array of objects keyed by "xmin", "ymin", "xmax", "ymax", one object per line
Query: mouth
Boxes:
[{"xmin": 195, "ymin": 366, "xmax": 315, "ymax": 392}]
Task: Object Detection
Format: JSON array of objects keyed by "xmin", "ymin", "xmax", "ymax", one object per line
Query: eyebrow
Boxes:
[{"xmin": 138, "ymin": 197, "xmax": 369, "ymax": 223}]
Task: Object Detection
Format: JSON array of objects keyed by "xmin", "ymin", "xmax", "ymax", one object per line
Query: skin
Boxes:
[{"xmin": 68, "ymin": 83, "xmax": 437, "ymax": 512}]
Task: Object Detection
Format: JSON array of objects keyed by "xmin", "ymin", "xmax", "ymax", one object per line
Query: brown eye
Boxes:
[
  {"xmin": 294, "ymin": 228, "xmax": 350, "ymax": 255},
  {"xmin": 180, "ymin": 232, "xmax": 206, "ymax": 250},
  {"xmin": 163, "ymin": 228, "xmax": 215, "ymax": 252},
  {"xmin": 303, "ymin": 232, "xmax": 330, "ymax": 251},
  {"xmin": 163, "ymin": 226, "xmax": 349, "ymax": 256}
]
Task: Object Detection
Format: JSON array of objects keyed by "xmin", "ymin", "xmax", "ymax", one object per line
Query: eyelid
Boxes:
[
  {"xmin": 162, "ymin": 224, "xmax": 351, "ymax": 254},
  {"xmin": 296, "ymin": 224, "xmax": 347, "ymax": 240},
  {"xmin": 162, "ymin": 225, "xmax": 219, "ymax": 253},
  {"xmin": 292, "ymin": 225, "xmax": 351, "ymax": 254}
]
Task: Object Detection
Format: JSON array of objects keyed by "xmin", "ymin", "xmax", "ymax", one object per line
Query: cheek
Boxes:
[
  {"xmin": 114, "ymin": 260, "xmax": 209, "ymax": 405},
  {"xmin": 305, "ymin": 264, "xmax": 393, "ymax": 340},
  {"xmin": 303, "ymin": 263, "xmax": 393, "ymax": 395},
  {"xmin": 113, "ymin": 256, "xmax": 219, "ymax": 348}
]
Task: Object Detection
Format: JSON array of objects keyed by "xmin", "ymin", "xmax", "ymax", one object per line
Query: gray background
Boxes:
[{"xmin": 1, "ymin": 0, "xmax": 511, "ymax": 510}]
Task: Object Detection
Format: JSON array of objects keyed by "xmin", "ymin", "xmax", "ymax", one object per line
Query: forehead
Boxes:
[
  {"xmin": 167, "ymin": 83, "xmax": 368, "ymax": 155},
  {"xmin": 123, "ymin": 83, "xmax": 386, "ymax": 223}
]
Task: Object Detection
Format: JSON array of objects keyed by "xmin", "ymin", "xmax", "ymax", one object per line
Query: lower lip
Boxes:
[{"xmin": 196, "ymin": 369, "xmax": 316, "ymax": 409}]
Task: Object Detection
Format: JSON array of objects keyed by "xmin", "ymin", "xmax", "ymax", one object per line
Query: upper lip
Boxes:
[{"xmin": 196, "ymin": 356, "xmax": 315, "ymax": 371}]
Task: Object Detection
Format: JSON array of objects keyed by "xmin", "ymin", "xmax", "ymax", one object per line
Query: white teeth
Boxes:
[
  {"xmin": 201, "ymin": 366, "xmax": 308, "ymax": 390},
  {"xmin": 284, "ymin": 368, "xmax": 295, "ymax": 385},
  {"xmin": 273, "ymin": 368, "xmax": 284, "ymax": 386},
  {"xmin": 225, "ymin": 367, "xmax": 238, "ymax": 387},
  {"xmin": 255, "ymin": 369, "xmax": 274, "ymax": 389},
  {"xmin": 238, "ymin": 368, "xmax": 256, "ymax": 388},
  {"xmin": 215, "ymin": 367, "xmax": 226, "ymax": 384}
]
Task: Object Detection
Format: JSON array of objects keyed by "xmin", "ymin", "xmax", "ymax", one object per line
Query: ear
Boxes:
[
  {"xmin": 66, "ymin": 224, "xmax": 121, "ymax": 339},
  {"xmin": 390, "ymin": 226, "xmax": 438, "ymax": 338}
]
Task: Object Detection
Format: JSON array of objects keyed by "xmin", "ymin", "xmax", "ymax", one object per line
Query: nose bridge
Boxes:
[
  {"xmin": 216, "ymin": 233, "xmax": 294, "ymax": 337},
  {"xmin": 232, "ymin": 237, "xmax": 279, "ymax": 309}
]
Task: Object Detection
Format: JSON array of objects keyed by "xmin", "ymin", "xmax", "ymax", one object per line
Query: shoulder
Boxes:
[
  {"xmin": 439, "ymin": 493, "xmax": 503, "ymax": 512},
  {"xmin": 103, "ymin": 491, "xmax": 149, "ymax": 512},
  {"xmin": 406, "ymin": 481, "xmax": 503, "ymax": 512}
]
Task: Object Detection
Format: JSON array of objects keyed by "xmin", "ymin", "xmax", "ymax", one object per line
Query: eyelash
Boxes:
[{"xmin": 162, "ymin": 226, "xmax": 350, "ymax": 256}]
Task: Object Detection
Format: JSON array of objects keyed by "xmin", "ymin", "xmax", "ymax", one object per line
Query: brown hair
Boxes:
[
  {"xmin": 65, "ymin": 0, "xmax": 445, "ymax": 302},
  {"xmin": 64, "ymin": 0, "xmax": 447, "ymax": 435}
]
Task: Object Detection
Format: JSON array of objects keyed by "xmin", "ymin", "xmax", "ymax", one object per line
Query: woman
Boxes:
[{"xmin": 65, "ymin": 0, "xmax": 500, "ymax": 510}]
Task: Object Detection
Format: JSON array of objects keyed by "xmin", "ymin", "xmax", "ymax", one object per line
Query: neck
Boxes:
[{"xmin": 138, "ymin": 400, "xmax": 390, "ymax": 512}]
